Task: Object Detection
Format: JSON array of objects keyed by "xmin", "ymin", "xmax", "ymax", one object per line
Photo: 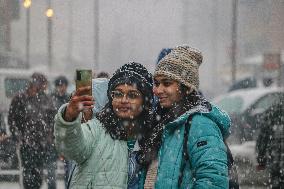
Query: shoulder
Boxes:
[
  {"xmin": 187, "ymin": 114, "xmax": 226, "ymax": 153},
  {"xmin": 190, "ymin": 114, "xmax": 220, "ymax": 136},
  {"xmin": 187, "ymin": 114, "xmax": 227, "ymax": 160},
  {"xmin": 10, "ymin": 92, "xmax": 26, "ymax": 106},
  {"xmin": 84, "ymin": 117, "xmax": 107, "ymax": 137},
  {"xmin": 15, "ymin": 92, "xmax": 26, "ymax": 100}
]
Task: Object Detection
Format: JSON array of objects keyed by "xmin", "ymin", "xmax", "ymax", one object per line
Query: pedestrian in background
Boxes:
[
  {"xmin": 156, "ymin": 48, "xmax": 172, "ymax": 65},
  {"xmin": 139, "ymin": 45, "xmax": 231, "ymax": 188},
  {"xmin": 8, "ymin": 73, "xmax": 57, "ymax": 189},
  {"xmin": 256, "ymin": 102, "xmax": 284, "ymax": 188},
  {"xmin": 51, "ymin": 76, "xmax": 70, "ymax": 110},
  {"xmin": 54, "ymin": 62, "xmax": 154, "ymax": 188},
  {"xmin": 51, "ymin": 75, "xmax": 71, "ymax": 189},
  {"xmin": 96, "ymin": 71, "xmax": 110, "ymax": 79}
]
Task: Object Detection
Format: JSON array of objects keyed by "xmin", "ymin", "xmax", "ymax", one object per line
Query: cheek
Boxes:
[
  {"xmin": 167, "ymin": 88, "xmax": 182, "ymax": 102},
  {"xmin": 134, "ymin": 104, "xmax": 143, "ymax": 112},
  {"xmin": 153, "ymin": 87, "xmax": 158, "ymax": 95},
  {"xmin": 112, "ymin": 101, "xmax": 118, "ymax": 110},
  {"xmin": 131, "ymin": 101, "xmax": 143, "ymax": 113},
  {"xmin": 166, "ymin": 88, "xmax": 175, "ymax": 97}
]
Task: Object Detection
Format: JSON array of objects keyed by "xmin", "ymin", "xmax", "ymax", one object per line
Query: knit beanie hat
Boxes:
[
  {"xmin": 54, "ymin": 76, "xmax": 69, "ymax": 86},
  {"xmin": 108, "ymin": 62, "xmax": 153, "ymax": 103},
  {"xmin": 154, "ymin": 45, "xmax": 203, "ymax": 91}
]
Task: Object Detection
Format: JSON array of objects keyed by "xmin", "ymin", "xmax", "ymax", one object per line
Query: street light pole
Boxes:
[
  {"xmin": 23, "ymin": 0, "xmax": 31, "ymax": 68},
  {"xmin": 66, "ymin": 1, "xmax": 73, "ymax": 64},
  {"xmin": 46, "ymin": 0, "xmax": 53, "ymax": 71},
  {"xmin": 231, "ymin": 0, "xmax": 238, "ymax": 84},
  {"xmin": 94, "ymin": 0, "xmax": 99, "ymax": 70},
  {"xmin": 181, "ymin": 0, "xmax": 189, "ymax": 42}
]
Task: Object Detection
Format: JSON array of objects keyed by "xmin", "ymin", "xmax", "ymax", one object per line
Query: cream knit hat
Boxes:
[{"xmin": 154, "ymin": 45, "xmax": 203, "ymax": 91}]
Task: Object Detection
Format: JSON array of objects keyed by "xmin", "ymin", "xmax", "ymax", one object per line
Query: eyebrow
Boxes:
[
  {"xmin": 157, "ymin": 78, "xmax": 174, "ymax": 83},
  {"xmin": 113, "ymin": 89, "xmax": 141, "ymax": 93}
]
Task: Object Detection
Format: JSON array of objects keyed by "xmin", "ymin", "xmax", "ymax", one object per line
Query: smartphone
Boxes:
[{"xmin": 76, "ymin": 69, "xmax": 92, "ymax": 96}]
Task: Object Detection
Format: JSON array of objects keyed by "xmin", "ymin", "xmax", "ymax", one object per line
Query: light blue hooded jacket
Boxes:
[
  {"xmin": 154, "ymin": 104, "xmax": 231, "ymax": 189},
  {"xmin": 92, "ymin": 78, "xmax": 109, "ymax": 113}
]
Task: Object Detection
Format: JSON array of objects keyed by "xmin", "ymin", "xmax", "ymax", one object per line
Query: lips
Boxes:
[
  {"xmin": 158, "ymin": 96, "xmax": 168, "ymax": 102},
  {"xmin": 117, "ymin": 107, "xmax": 131, "ymax": 112}
]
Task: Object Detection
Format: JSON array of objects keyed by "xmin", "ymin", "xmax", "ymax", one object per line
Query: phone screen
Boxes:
[{"xmin": 76, "ymin": 69, "xmax": 92, "ymax": 95}]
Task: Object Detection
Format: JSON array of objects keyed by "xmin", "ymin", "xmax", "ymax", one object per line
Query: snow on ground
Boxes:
[
  {"xmin": 0, "ymin": 180, "xmax": 65, "ymax": 189},
  {"xmin": 229, "ymin": 141, "xmax": 257, "ymax": 165}
]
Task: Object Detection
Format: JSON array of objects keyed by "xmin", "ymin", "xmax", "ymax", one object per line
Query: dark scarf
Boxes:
[{"xmin": 138, "ymin": 90, "xmax": 211, "ymax": 165}]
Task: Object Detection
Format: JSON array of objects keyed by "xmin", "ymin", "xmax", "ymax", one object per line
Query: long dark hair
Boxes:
[
  {"xmin": 96, "ymin": 62, "xmax": 154, "ymax": 141},
  {"xmin": 96, "ymin": 90, "xmax": 154, "ymax": 141}
]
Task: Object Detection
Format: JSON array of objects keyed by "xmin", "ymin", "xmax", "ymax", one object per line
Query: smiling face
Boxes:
[
  {"xmin": 153, "ymin": 75, "xmax": 183, "ymax": 109},
  {"xmin": 111, "ymin": 84, "xmax": 144, "ymax": 119}
]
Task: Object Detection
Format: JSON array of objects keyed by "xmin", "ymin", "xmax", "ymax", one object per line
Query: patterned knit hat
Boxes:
[
  {"xmin": 154, "ymin": 45, "xmax": 203, "ymax": 91},
  {"xmin": 108, "ymin": 62, "xmax": 153, "ymax": 103}
]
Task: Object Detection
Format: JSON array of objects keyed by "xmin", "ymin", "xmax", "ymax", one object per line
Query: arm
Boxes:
[
  {"xmin": 54, "ymin": 104, "xmax": 96, "ymax": 164},
  {"xmin": 54, "ymin": 86, "xmax": 95, "ymax": 164},
  {"xmin": 8, "ymin": 95, "xmax": 24, "ymax": 142},
  {"xmin": 189, "ymin": 116, "xmax": 228, "ymax": 189},
  {"xmin": 256, "ymin": 115, "xmax": 271, "ymax": 166}
]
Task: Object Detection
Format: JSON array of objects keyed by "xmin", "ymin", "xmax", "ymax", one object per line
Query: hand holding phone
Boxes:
[{"xmin": 64, "ymin": 70, "xmax": 93, "ymax": 121}]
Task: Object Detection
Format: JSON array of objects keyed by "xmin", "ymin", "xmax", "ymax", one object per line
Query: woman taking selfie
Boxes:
[{"xmin": 54, "ymin": 62, "xmax": 153, "ymax": 188}]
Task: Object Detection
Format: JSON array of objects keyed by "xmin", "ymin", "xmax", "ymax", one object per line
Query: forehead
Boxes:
[
  {"xmin": 154, "ymin": 75, "xmax": 176, "ymax": 82},
  {"xmin": 154, "ymin": 74, "xmax": 167, "ymax": 80},
  {"xmin": 114, "ymin": 83, "xmax": 140, "ymax": 91}
]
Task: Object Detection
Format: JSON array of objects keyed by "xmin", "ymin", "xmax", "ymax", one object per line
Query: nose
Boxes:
[{"xmin": 120, "ymin": 94, "xmax": 129, "ymax": 103}]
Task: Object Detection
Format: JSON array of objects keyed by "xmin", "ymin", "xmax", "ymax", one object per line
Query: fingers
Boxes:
[
  {"xmin": 79, "ymin": 101, "xmax": 95, "ymax": 110},
  {"xmin": 72, "ymin": 95, "xmax": 94, "ymax": 103},
  {"xmin": 74, "ymin": 86, "xmax": 92, "ymax": 96},
  {"xmin": 71, "ymin": 96, "xmax": 94, "ymax": 107},
  {"xmin": 65, "ymin": 86, "xmax": 94, "ymax": 121},
  {"xmin": 65, "ymin": 101, "xmax": 94, "ymax": 122}
]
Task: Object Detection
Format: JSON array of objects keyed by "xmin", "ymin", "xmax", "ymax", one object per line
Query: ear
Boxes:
[
  {"xmin": 179, "ymin": 84, "xmax": 191, "ymax": 95},
  {"xmin": 185, "ymin": 88, "xmax": 191, "ymax": 95}
]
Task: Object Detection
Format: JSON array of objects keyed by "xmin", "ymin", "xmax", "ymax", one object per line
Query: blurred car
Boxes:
[
  {"xmin": 213, "ymin": 87, "xmax": 284, "ymax": 144},
  {"xmin": 213, "ymin": 87, "xmax": 284, "ymax": 185},
  {"xmin": 228, "ymin": 76, "xmax": 277, "ymax": 92}
]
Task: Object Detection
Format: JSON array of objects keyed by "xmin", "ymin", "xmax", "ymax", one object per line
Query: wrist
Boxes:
[{"xmin": 62, "ymin": 107, "xmax": 76, "ymax": 122}]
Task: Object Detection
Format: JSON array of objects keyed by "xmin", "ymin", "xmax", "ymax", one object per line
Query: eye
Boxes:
[
  {"xmin": 111, "ymin": 91, "xmax": 124, "ymax": 99},
  {"xmin": 127, "ymin": 91, "xmax": 141, "ymax": 99},
  {"xmin": 154, "ymin": 80, "xmax": 160, "ymax": 87},
  {"xmin": 163, "ymin": 81, "xmax": 173, "ymax": 87}
]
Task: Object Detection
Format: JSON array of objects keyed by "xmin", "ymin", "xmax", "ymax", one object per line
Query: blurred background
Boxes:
[
  {"xmin": 1, "ymin": 0, "xmax": 283, "ymax": 96},
  {"xmin": 0, "ymin": 0, "xmax": 284, "ymax": 188}
]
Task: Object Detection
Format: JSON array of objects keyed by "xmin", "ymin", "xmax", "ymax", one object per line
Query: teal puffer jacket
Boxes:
[
  {"xmin": 155, "ymin": 105, "xmax": 231, "ymax": 189},
  {"xmin": 54, "ymin": 105, "xmax": 128, "ymax": 189}
]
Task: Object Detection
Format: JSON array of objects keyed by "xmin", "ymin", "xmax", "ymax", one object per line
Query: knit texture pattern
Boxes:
[
  {"xmin": 144, "ymin": 159, "xmax": 158, "ymax": 189},
  {"xmin": 108, "ymin": 62, "xmax": 153, "ymax": 102},
  {"xmin": 154, "ymin": 45, "xmax": 203, "ymax": 91}
]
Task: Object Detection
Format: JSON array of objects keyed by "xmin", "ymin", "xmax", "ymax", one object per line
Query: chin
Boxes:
[
  {"xmin": 117, "ymin": 113, "xmax": 133, "ymax": 119},
  {"xmin": 160, "ymin": 103, "xmax": 171, "ymax": 109}
]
